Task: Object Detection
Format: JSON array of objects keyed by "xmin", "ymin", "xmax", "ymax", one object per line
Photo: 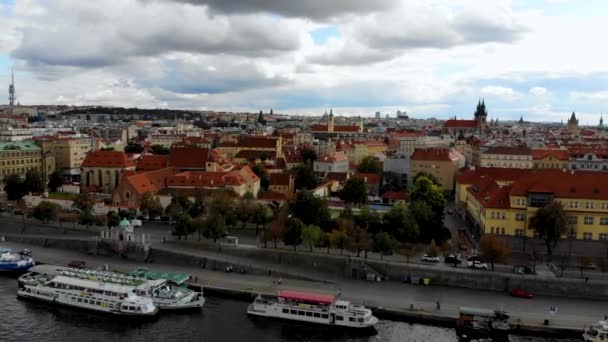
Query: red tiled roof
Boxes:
[
  {"xmin": 444, "ymin": 119, "xmax": 476, "ymax": 128},
  {"xmin": 484, "ymin": 146, "xmax": 532, "ymax": 155},
  {"xmin": 456, "ymin": 167, "xmax": 528, "ymax": 184},
  {"xmin": 334, "ymin": 125, "xmax": 360, "ymax": 132},
  {"xmin": 258, "ymin": 190, "xmax": 290, "ymax": 201},
  {"xmin": 381, "ymin": 191, "xmax": 409, "ymax": 201},
  {"xmin": 137, "ymin": 154, "xmax": 169, "ymax": 171},
  {"xmin": 353, "ymin": 172, "xmax": 380, "ymax": 185},
  {"xmin": 238, "ymin": 135, "xmax": 278, "ymax": 149},
  {"xmin": 317, "ymin": 152, "xmax": 348, "ymax": 163},
  {"xmin": 121, "ymin": 167, "xmax": 175, "ymax": 195},
  {"xmin": 411, "ymin": 148, "xmax": 463, "ymax": 161},
  {"xmin": 467, "ymin": 177, "xmax": 512, "ymax": 209},
  {"xmin": 509, "ymin": 170, "xmax": 608, "ymax": 199},
  {"xmin": 269, "ymin": 173, "xmax": 291, "ymax": 186},
  {"xmin": 167, "ymin": 166, "xmax": 259, "ymax": 188},
  {"xmin": 531, "ymin": 149, "xmax": 569, "ymax": 161},
  {"xmin": 82, "ymin": 151, "xmax": 136, "ymax": 168},
  {"xmin": 235, "ymin": 150, "xmax": 276, "ymax": 160},
  {"xmin": 168, "ymin": 147, "xmax": 209, "ymax": 169}
]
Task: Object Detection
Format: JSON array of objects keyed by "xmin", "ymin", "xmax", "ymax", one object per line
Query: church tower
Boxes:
[
  {"xmin": 567, "ymin": 112, "xmax": 578, "ymax": 133},
  {"xmin": 328, "ymin": 108, "xmax": 334, "ymax": 133},
  {"xmin": 474, "ymin": 99, "xmax": 488, "ymax": 132}
]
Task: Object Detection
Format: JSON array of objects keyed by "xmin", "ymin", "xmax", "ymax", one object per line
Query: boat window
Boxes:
[
  {"xmin": 77, "ymin": 298, "xmax": 82, "ymax": 302},
  {"xmin": 105, "ymin": 291, "xmax": 112, "ymax": 296},
  {"xmin": 96, "ymin": 301, "xmax": 101, "ymax": 306},
  {"xmin": 313, "ymin": 313, "xmax": 320, "ymax": 318},
  {"xmin": 322, "ymin": 314, "xmax": 328, "ymax": 319},
  {"xmin": 306, "ymin": 312, "xmax": 312, "ymax": 317},
  {"xmin": 83, "ymin": 299, "xmax": 88, "ymax": 304},
  {"xmin": 336, "ymin": 316, "xmax": 344, "ymax": 321},
  {"xmin": 349, "ymin": 317, "xmax": 355, "ymax": 322},
  {"xmin": 298, "ymin": 311, "xmax": 305, "ymax": 316},
  {"xmin": 282, "ymin": 309, "xmax": 289, "ymax": 314},
  {"xmin": 290, "ymin": 310, "xmax": 297, "ymax": 315},
  {"xmin": 358, "ymin": 318, "xmax": 364, "ymax": 323}
]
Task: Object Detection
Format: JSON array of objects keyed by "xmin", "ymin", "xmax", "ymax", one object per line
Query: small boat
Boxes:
[
  {"xmin": 583, "ymin": 320, "xmax": 608, "ymax": 342},
  {"xmin": 247, "ymin": 290, "xmax": 378, "ymax": 329},
  {"xmin": 456, "ymin": 306, "xmax": 510, "ymax": 341},
  {"xmin": 0, "ymin": 247, "xmax": 34, "ymax": 273}
]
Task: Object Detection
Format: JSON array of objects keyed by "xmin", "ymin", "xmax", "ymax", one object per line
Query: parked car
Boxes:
[
  {"xmin": 131, "ymin": 219, "xmax": 143, "ymax": 227},
  {"xmin": 510, "ymin": 288, "xmax": 534, "ymax": 299},
  {"xmin": 467, "ymin": 254, "xmax": 480, "ymax": 262},
  {"xmin": 68, "ymin": 261, "xmax": 87, "ymax": 269},
  {"xmin": 421, "ymin": 254, "xmax": 441, "ymax": 263},
  {"xmin": 13, "ymin": 209, "xmax": 24, "ymax": 215},
  {"xmin": 467, "ymin": 260, "xmax": 488, "ymax": 269},
  {"xmin": 444, "ymin": 254, "xmax": 463, "ymax": 265}
]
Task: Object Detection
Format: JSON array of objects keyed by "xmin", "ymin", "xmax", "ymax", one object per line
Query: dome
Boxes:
[{"xmin": 118, "ymin": 218, "xmax": 131, "ymax": 229}]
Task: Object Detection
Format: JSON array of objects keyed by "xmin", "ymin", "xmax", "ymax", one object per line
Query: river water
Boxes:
[{"xmin": 0, "ymin": 278, "xmax": 580, "ymax": 342}]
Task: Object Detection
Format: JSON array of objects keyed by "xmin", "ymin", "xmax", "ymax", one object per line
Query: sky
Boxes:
[{"xmin": 0, "ymin": 0, "xmax": 606, "ymax": 124}]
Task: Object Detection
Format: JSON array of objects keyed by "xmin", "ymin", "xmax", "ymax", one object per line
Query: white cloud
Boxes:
[
  {"xmin": 529, "ymin": 86, "xmax": 550, "ymax": 96},
  {"xmin": 570, "ymin": 90, "xmax": 608, "ymax": 101},
  {"xmin": 481, "ymin": 86, "xmax": 519, "ymax": 100}
]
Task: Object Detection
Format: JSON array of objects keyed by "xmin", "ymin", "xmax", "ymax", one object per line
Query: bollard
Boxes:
[
  {"xmin": 544, "ymin": 319, "xmax": 549, "ymax": 326},
  {"xmin": 410, "ymin": 304, "xmax": 414, "ymax": 311}
]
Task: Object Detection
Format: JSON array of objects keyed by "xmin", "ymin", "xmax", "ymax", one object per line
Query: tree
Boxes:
[
  {"xmin": 412, "ymin": 172, "xmax": 440, "ymax": 187},
  {"xmin": 174, "ymin": 213, "xmax": 193, "ymax": 240},
  {"xmin": 189, "ymin": 190, "xmax": 205, "ymax": 218},
  {"xmin": 202, "ymin": 213, "xmax": 225, "ymax": 243},
  {"xmin": 166, "ymin": 193, "xmax": 193, "ymax": 222},
  {"xmin": 426, "ymin": 239, "xmax": 439, "ymax": 257},
  {"xmin": 410, "ymin": 175, "xmax": 445, "ymax": 219},
  {"xmin": 300, "ymin": 147, "xmax": 317, "ymax": 163},
  {"xmin": 32, "ymin": 201, "xmax": 61, "ymax": 223},
  {"xmin": 251, "ymin": 164, "xmax": 269, "ymax": 191},
  {"xmin": 283, "ymin": 217, "xmax": 304, "ymax": 251},
  {"xmin": 356, "ymin": 156, "xmax": 382, "ymax": 175},
  {"xmin": 410, "ymin": 200, "xmax": 437, "ymax": 242},
  {"xmin": 139, "ymin": 192, "xmax": 163, "ymax": 218},
  {"xmin": 151, "ymin": 144, "xmax": 170, "ymax": 155},
  {"xmin": 290, "ymin": 190, "xmax": 330, "ymax": 228},
  {"xmin": 347, "ymin": 225, "xmax": 370, "ymax": 257},
  {"xmin": 373, "ymin": 232, "xmax": 398, "ymax": 260},
  {"xmin": 267, "ymin": 204, "xmax": 288, "ymax": 248},
  {"xmin": 301, "ymin": 224, "xmax": 322, "ymax": 252},
  {"xmin": 293, "ymin": 161, "xmax": 316, "ymax": 190},
  {"xmin": 319, "ymin": 232, "xmax": 332, "ymax": 254},
  {"xmin": 400, "ymin": 243, "xmax": 416, "ymax": 263},
  {"xmin": 251, "ymin": 203, "xmax": 270, "ymax": 236},
  {"xmin": 529, "ymin": 201, "xmax": 567, "ymax": 259},
  {"xmin": 235, "ymin": 199, "xmax": 254, "ymax": 229},
  {"xmin": 124, "ymin": 142, "xmax": 144, "ymax": 154},
  {"xmin": 73, "ymin": 191, "xmax": 95, "ymax": 212},
  {"xmin": 339, "ymin": 177, "xmax": 367, "ymax": 205},
  {"xmin": 479, "ymin": 235, "xmax": 511, "ymax": 271},
  {"xmin": 3, "ymin": 174, "xmax": 26, "ymax": 201},
  {"xmin": 106, "ymin": 211, "xmax": 121, "ymax": 229},
  {"xmin": 330, "ymin": 229, "xmax": 349, "ymax": 255},
  {"xmin": 48, "ymin": 171, "xmax": 63, "ymax": 193},
  {"xmin": 207, "ymin": 192, "xmax": 236, "ymax": 228},
  {"xmin": 78, "ymin": 210, "xmax": 96, "ymax": 227}
]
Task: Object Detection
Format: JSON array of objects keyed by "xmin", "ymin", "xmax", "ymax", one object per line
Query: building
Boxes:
[
  {"xmin": 218, "ymin": 135, "xmax": 283, "ymax": 159},
  {"xmin": 479, "ymin": 146, "xmax": 533, "ymax": 169},
  {"xmin": 111, "ymin": 167, "xmax": 175, "ymax": 208},
  {"xmin": 443, "ymin": 100, "xmax": 488, "ymax": 136},
  {"xmin": 0, "ymin": 141, "xmax": 55, "ymax": 183},
  {"xmin": 567, "ymin": 112, "xmax": 579, "ymax": 134},
  {"xmin": 382, "ymin": 153, "xmax": 410, "ymax": 189},
  {"xmin": 313, "ymin": 152, "xmax": 349, "ymax": 174},
  {"xmin": 410, "ymin": 148, "xmax": 465, "ymax": 191},
  {"xmin": 310, "ymin": 109, "xmax": 363, "ymax": 136},
  {"xmin": 531, "ymin": 149, "xmax": 569, "ymax": 169},
  {"xmin": 168, "ymin": 146, "xmax": 209, "ymax": 171},
  {"xmin": 398, "ymin": 134, "xmax": 449, "ymax": 156},
  {"xmin": 81, "ymin": 151, "xmax": 136, "ymax": 193},
  {"xmin": 568, "ymin": 146, "xmax": 608, "ymax": 171},
  {"xmin": 268, "ymin": 173, "xmax": 295, "ymax": 195},
  {"xmin": 166, "ymin": 165, "xmax": 260, "ymax": 198},
  {"xmin": 53, "ymin": 137, "xmax": 92, "ymax": 181}
]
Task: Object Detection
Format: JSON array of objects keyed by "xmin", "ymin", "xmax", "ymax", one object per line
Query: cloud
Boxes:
[
  {"xmin": 529, "ymin": 86, "xmax": 550, "ymax": 96},
  {"xmin": 481, "ymin": 85, "xmax": 519, "ymax": 100},
  {"xmin": 570, "ymin": 90, "xmax": 608, "ymax": 101},
  {"xmin": 146, "ymin": 0, "xmax": 397, "ymax": 20}
]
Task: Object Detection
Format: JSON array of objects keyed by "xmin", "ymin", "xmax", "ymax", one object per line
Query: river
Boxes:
[{"xmin": 0, "ymin": 278, "xmax": 580, "ymax": 342}]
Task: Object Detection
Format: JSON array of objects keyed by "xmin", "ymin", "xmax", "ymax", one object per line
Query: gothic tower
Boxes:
[
  {"xmin": 474, "ymin": 99, "xmax": 488, "ymax": 132},
  {"xmin": 328, "ymin": 108, "xmax": 334, "ymax": 133}
]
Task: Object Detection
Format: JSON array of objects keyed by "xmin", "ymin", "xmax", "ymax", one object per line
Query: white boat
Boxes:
[
  {"xmin": 20, "ymin": 266, "xmax": 204, "ymax": 310},
  {"xmin": 583, "ymin": 320, "xmax": 608, "ymax": 342},
  {"xmin": 247, "ymin": 290, "xmax": 378, "ymax": 329},
  {"xmin": 17, "ymin": 273, "xmax": 158, "ymax": 318},
  {"xmin": 0, "ymin": 247, "xmax": 34, "ymax": 272}
]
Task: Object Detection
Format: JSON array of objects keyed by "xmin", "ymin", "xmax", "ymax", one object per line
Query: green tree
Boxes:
[
  {"xmin": 106, "ymin": 211, "xmax": 121, "ymax": 229},
  {"xmin": 251, "ymin": 164, "xmax": 269, "ymax": 191},
  {"xmin": 300, "ymin": 147, "xmax": 317, "ymax": 163},
  {"xmin": 235, "ymin": 199, "xmax": 254, "ymax": 229},
  {"xmin": 373, "ymin": 232, "xmax": 398, "ymax": 260},
  {"xmin": 266, "ymin": 204, "xmax": 288, "ymax": 248},
  {"xmin": 151, "ymin": 144, "xmax": 170, "ymax": 155},
  {"xmin": 73, "ymin": 191, "xmax": 95, "ymax": 212},
  {"xmin": 202, "ymin": 212, "xmax": 225, "ymax": 244},
  {"xmin": 410, "ymin": 176, "xmax": 445, "ymax": 219},
  {"xmin": 24, "ymin": 169, "xmax": 44, "ymax": 194},
  {"xmin": 479, "ymin": 235, "xmax": 511, "ymax": 271},
  {"xmin": 283, "ymin": 217, "xmax": 304, "ymax": 251},
  {"xmin": 293, "ymin": 161, "xmax": 316, "ymax": 190},
  {"xmin": 347, "ymin": 224, "xmax": 370, "ymax": 257},
  {"xmin": 3, "ymin": 174, "xmax": 26, "ymax": 201},
  {"xmin": 206, "ymin": 193, "xmax": 236, "ymax": 228},
  {"xmin": 32, "ymin": 201, "xmax": 61, "ymax": 223},
  {"xmin": 78, "ymin": 210, "xmax": 96, "ymax": 227},
  {"xmin": 412, "ymin": 172, "xmax": 440, "ymax": 187},
  {"xmin": 339, "ymin": 177, "xmax": 368, "ymax": 205},
  {"xmin": 426, "ymin": 239, "xmax": 439, "ymax": 257},
  {"xmin": 319, "ymin": 231, "xmax": 332, "ymax": 254},
  {"xmin": 140, "ymin": 192, "xmax": 163, "ymax": 218},
  {"xmin": 174, "ymin": 213, "xmax": 193, "ymax": 240},
  {"xmin": 48, "ymin": 171, "xmax": 63, "ymax": 192},
  {"xmin": 301, "ymin": 224, "xmax": 322, "ymax": 252},
  {"xmin": 330, "ymin": 229, "xmax": 349, "ymax": 255},
  {"xmin": 410, "ymin": 200, "xmax": 437, "ymax": 242},
  {"xmin": 188, "ymin": 189, "xmax": 205, "ymax": 218},
  {"xmin": 356, "ymin": 156, "xmax": 382, "ymax": 175},
  {"xmin": 529, "ymin": 201, "xmax": 567, "ymax": 259},
  {"xmin": 289, "ymin": 190, "xmax": 331, "ymax": 228},
  {"xmin": 124, "ymin": 142, "xmax": 144, "ymax": 154},
  {"xmin": 251, "ymin": 203, "xmax": 270, "ymax": 236},
  {"xmin": 165, "ymin": 193, "xmax": 192, "ymax": 222}
]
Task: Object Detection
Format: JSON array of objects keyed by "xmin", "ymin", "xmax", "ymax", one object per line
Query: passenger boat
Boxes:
[
  {"xmin": 17, "ymin": 273, "xmax": 158, "ymax": 318},
  {"xmin": 20, "ymin": 265, "xmax": 204, "ymax": 310},
  {"xmin": 247, "ymin": 290, "xmax": 378, "ymax": 329},
  {"xmin": 456, "ymin": 306, "xmax": 511, "ymax": 341},
  {"xmin": 0, "ymin": 247, "xmax": 34, "ymax": 273},
  {"xmin": 583, "ymin": 320, "xmax": 608, "ymax": 342}
]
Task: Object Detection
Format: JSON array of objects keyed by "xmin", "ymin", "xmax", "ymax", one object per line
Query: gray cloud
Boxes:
[{"xmin": 145, "ymin": 0, "xmax": 396, "ymax": 20}]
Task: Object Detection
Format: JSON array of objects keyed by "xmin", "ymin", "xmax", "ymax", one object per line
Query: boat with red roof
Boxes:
[{"xmin": 247, "ymin": 290, "xmax": 378, "ymax": 329}]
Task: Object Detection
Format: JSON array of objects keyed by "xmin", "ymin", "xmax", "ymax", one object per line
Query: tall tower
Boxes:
[
  {"xmin": 328, "ymin": 108, "xmax": 334, "ymax": 133},
  {"xmin": 8, "ymin": 69, "xmax": 16, "ymax": 114},
  {"xmin": 474, "ymin": 99, "xmax": 488, "ymax": 132}
]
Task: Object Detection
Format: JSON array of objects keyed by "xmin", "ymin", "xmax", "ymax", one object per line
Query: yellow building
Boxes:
[
  {"xmin": 0, "ymin": 141, "xmax": 55, "ymax": 183},
  {"xmin": 459, "ymin": 168, "xmax": 608, "ymax": 241},
  {"xmin": 411, "ymin": 148, "xmax": 465, "ymax": 191},
  {"xmin": 218, "ymin": 135, "xmax": 283, "ymax": 159},
  {"xmin": 479, "ymin": 146, "xmax": 533, "ymax": 169},
  {"xmin": 531, "ymin": 149, "xmax": 569, "ymax": 169},
  {"xmin": 54, "ymin": 137, "xmax": 91, "ymax": 180}
]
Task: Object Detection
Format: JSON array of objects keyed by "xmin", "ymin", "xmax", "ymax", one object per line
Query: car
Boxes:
[
  {"xmin": 467, "ymin": 260, "xmax": 488, "ymax": 269},
  {"xmin": 510, "ymin": 288, "xmax": 534, "ymax": 299},
  {"xmin": 131, "ymin": 219, "xmax": 143, "ymax": 227},
  {"xmin": 68, "ymin": 261, "xmax": 87, "ymax": 269},
  {"xmin": 444, "ymin": 254, "xmax": 463, "ymax": 265},
  {"xmin": 421, "ymin": 254, "xmax": 441, "ymax": 263}
]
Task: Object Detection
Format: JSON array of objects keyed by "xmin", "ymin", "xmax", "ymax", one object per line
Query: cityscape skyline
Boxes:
[{"xmin": 0, "ymin": 0, "xmax": 607, "ymax": 124}]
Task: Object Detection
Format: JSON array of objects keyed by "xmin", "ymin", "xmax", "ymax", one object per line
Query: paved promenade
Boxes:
[{"xmin": 2, "ymin": 239, "xmax": 607, "ymax": 332}]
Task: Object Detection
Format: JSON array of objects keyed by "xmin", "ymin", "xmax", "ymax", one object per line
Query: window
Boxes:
[
  {"xmin": 349, "ymin": 317, "xmax": 355, "ymax": 322},
  {"xmin": 516, "ymin": 213, "xmax": 525, "ymax": 221},
  {"xmin": 500, "ymin": 212, "xmax": 506, "ymax": 220},
  {"xmin": 570, "ymin": 201, "xmax": 579, "ymax": 208},
  {"xmin": 584, "ymin": 216, "xmax": 594, "ymax": 225},
  {"xmin": 515, "ymin": 229, "xmax": 524, "ymax": 237},
  {"xmin": 298, "ymin": 311, "xmax": 305, "ymax": 316},
  {"xmin": 321, "ymin": 314, "xmax": 329, "ymax": 319},
  {"xmin": 602, "ymin": 202, "xmax": 608, "ymax": 210},
  {"xmin": 282, "ymin": 308, "xmax": 289, "ymax": 314},
  {"xmin": 601, "ymin": 217, "xmax": 608, "ymax": 225},
  {"xmin": 77, "ymin": 298, "xmax": 82, "ymax": 303},
  {"xmin": 491, "ymin": 212, "xmax": 496, "ymax": 219},
  {"xmin": 290, "ymin": 309, "xmax": 297, "ymax": 315},
  {"xmin": 490, "ymin": 227, "xmax": 495, "ymax": 234},
  {"xmin": 599, "ymin": 233, "xmax": 608, "ymax": 241},
  {"xmin": 583, "ymin": 232, "xmax": 593, "ymax": 240},
  {"xmin": 336, "ymin": 316, "xmax": 344, "ymax": 321},
  {"xmin": 313, "ymin": 313, "xmax": 320, "ymax": 318},
  {"xmin": 306, "ymin": 312, "xmax": 312, "ymax": 317},
  {"xmin": 567, "ymin": 216, "xmax": 578, "ymax": 225},
  {"xmin": 501, "ymin": 227, "xmax": 506, "ymax": 235},
  {"xmin": 585, "ymin": 202, "xmax": 594, "ymax": 209}
]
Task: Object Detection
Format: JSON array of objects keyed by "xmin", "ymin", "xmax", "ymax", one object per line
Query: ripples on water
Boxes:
[{"xmin": 0, "ymin": 278, "xmax": 580, "ymax": 342}]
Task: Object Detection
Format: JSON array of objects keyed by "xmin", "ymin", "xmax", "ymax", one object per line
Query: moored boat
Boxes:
[
  {"xmin": 0, "ymin": 247, "xmax": 34, "ymax": 273},
  {"xmin": 247, "ymin": 290, "xmax": 378, "ymax": 329},
  {"xmin": 583, "ymin": 320, "xmax": 608, "ymax": 342},
  {"xmin": 456, "ymin": 306, "xmax": 510, "ymax": 341}
]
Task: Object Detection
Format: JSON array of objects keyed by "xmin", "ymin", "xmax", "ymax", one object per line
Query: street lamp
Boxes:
[{"xmin": 41, "ymin": 150, "xmax": 53, "ymax": 189}]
